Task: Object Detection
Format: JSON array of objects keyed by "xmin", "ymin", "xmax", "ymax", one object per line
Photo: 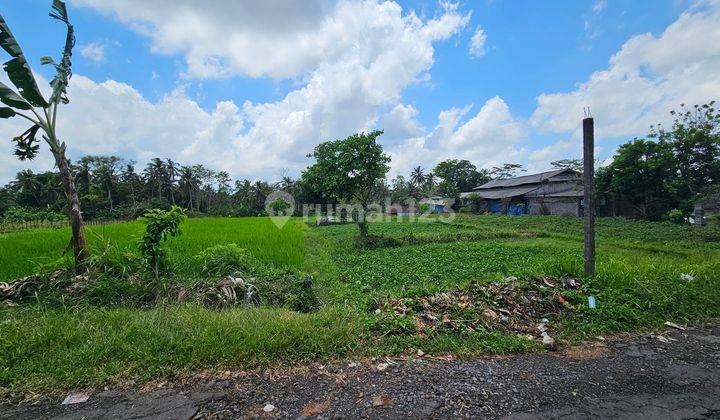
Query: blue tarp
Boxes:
[
  {"xmin": 488, "ymin": 200, "xmax": 504, "ymax": 213},
  {"xmin": 487, "ymin": 200, "xmax": 527, "ymax": 215},
  {"xmin": 507, "ymin": 203, "xmax": 526, "ymax": 215}
]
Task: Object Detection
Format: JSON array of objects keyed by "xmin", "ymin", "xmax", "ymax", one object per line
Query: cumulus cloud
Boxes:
[
  {"xmin": 0, "ymin": 75, "xmax": 246, "ymax": 182},
  {"xmin": 469, "ymin": 26, "xmax": 487, "ymax": 57},
  {"xmin": 8, "ymin": 0, "xmax": 716, "ymax": 186},
  {"xmin": 80, "ymin": 42, "xmax": 106, "ymax": 64},
  {"xmin": 3, "ymin": 1, "xmax": 471, "ymax": 183},
  {"xmin": 71, "ymin": 0, "xmax": 469, "ymax": 80},
  {"xmin": 532, "ymin": 0, "xmax": 720, "ymax": 140},
  {"xmin": 386, "ymin": 97, "xmax": 526, "ymax": 177}
]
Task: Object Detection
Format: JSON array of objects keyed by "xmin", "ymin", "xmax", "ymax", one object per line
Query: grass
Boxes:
[
  {"xmin": 0, "ymin": 305, "xmax": 360, "ymax": 391},
  {"xmin": 1, "ymin": 214, "xmax": 719, "ymax": 393},
  {"xmin": 0, "ymin": 217, "xmax": 306, "ymax": 281}
]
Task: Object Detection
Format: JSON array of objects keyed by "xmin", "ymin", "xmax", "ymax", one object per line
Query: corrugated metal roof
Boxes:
[
  {"xmin": 471, "ymin": 185, "xmax": 540, "ymax": 199},
  {"xmin": 474, "ymin": 169, "xmax": 571, "ymax": 190}
]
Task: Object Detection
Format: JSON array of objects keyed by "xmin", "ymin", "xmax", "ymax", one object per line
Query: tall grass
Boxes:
[
  {"xmin": 2, "ymin": 215, "xmax": 719, "ymax": 392},
  {"xmin": 0, "ymin": 305, "xmax": 360, "ymax": 392},
  {"xmin": 0, "ymin": 217, "xmax": 306, "ymax": 281}
]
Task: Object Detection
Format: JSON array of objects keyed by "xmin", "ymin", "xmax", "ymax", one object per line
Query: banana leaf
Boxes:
[
  {"xmin": 0, "ymin": 106, "xmax": 15, "ymax": 118},
  {"xmin": 0, "ymin": 81, "xmax": 31, "ymax": 110},
  {"xmin": 49, "ymin": 0, "xmax": 74, "ymax": 105},
  {"xmin": 0, "ymin": 15, "xmax": 48, "ymax": 108}
]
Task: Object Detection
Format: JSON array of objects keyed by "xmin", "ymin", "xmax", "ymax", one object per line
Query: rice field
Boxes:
[
  {"xmin": 0, "ymin": 217, "xmax": 306, "ymax": 281},
  {"xmin": 2, "ymin": 214, "xmax": 720, "ymax": 392}
]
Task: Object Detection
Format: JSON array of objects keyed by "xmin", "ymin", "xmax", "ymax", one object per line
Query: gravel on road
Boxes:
[{"xmin": 2, "ymin": 323, "xmax": 719, "ymax": 419}]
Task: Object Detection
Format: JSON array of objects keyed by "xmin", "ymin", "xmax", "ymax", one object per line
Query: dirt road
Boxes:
[{"xmin": 3, "ymin": 323, "xmax": 719, "ymax": 419}]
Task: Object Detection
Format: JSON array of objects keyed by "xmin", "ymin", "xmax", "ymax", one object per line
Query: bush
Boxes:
[
  {"xmin": 254, "ymin": 269, "xmax": 319, "ymax": 313},
  {"xmin": 138, "ymin": 206, "xmax": 186, "ymax": 279},
  {"xmin": 1, "ymin": 207, "xmax": 64, "ymax": 223},
  {"xmin": 195, "ymin": 244, "xmax": 261, "ymax": 277},
  {"xmin": 667, "ymin": 209, "xmax": 685, "ymax": 224}
]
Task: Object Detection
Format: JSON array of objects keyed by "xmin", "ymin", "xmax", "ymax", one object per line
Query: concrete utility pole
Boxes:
[{"xmin": 583, "ymin": 114, "xmax": 596, "ymax": 276}]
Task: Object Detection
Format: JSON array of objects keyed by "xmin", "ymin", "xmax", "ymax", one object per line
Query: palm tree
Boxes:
[
  {"xmin": 143, "ymin": 158, "xmax": 167, "ymax": 200},
  {"xmin": 12, "ymin": 170, "xmax": 42, "ymax": 206},
  {"xmin": 178, "ymin": 166, "xmax": 200, "ymax": 211},
  {"xmin": 421, "ymin": 173, "xmax": 437, "ymax": 197},
  {"xmin": 166, "ymin": 159, "xmax": 177, "ymax": 204},
  {"xmin": 410, "ymin": 166, "xmax": 425, "ymax": 187},
  {"xmin": 95, "ymin": 164, "xmax": 116, "ymax": 210}
]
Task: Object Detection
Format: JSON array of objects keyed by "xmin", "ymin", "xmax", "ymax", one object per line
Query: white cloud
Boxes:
[
  {"xmin": 592, "ymin": 0, "xmax": 607, "ymax": 14},
  {"xmin": 380, "ymin": 104, "xmax": 425, "ymax": 144},
  {"xmin": 469, "ymin": 26, "xmax": 487, "ymax": 57},
  {"xmin": 532, "ymin": 0, "xmax": 720, "ymax": 141},
  {"xmin": 80, "ymin": 42, "xmax": 106, "ymax": 64},
  {"xmin": 0, "ymin": 75, "xmax": 245, "ymax": 182},
  {"xmin": 7, "ymin": 0, "xmax": 714, "ymax": 186},
  {"xmin": 3, "ymin": 1, "xmax": 471, "ymax": 183},
  {"xmin": 71, "ymin": 0, "xmax": 469, "ymax": 80},
  {"xmin": 386, "ymin": 97, "xmax": 526, "ymax": 177}
]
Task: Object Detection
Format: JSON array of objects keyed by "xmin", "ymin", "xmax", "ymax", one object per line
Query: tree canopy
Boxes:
[{"xmin": 302, "ymin": 131, "xmax": 390, "ymax": 239}]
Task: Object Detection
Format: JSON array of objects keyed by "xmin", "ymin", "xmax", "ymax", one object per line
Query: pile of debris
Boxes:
[
  {"xmin": 376, "ymin": 276, "xmax": 582, "ymax": 347},
  {"xmin": 175, "ymin": 274, "xmax": 259, "ymax": 308},
  {"xmin": 0, "ymin": 270, "xmax": 79, "ymax": 305}
]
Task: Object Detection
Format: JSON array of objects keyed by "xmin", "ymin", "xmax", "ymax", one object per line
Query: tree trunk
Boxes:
[
  {"xmin": 55, "ymin": 151, "xmax": 89, "ymax": 273},
  {"xmin": 357, "ymin": 220, "xmax": 369, "ymax": 241}
]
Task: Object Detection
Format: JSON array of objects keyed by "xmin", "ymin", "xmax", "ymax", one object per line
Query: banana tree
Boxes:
[{"xmin": 0, "ymin": 0, "xmax": 89, "ymax": 272}]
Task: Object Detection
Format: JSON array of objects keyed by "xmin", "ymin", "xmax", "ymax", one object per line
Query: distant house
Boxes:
[
  {"xmin": 693, "ymin": 192, "xmax": 720, "ymax": 225},
  {"xmin": 461, "ymin": 169, "xmax": 584, "ymax": 216},
  {"xmin": 421, "ymin": 196, "xmax": 453, "ymax": 213}
]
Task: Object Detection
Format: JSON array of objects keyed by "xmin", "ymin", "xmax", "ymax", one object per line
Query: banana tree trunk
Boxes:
[{"xmin": 55, "ymin": 150, "xmax": 89, "ymax": 273}]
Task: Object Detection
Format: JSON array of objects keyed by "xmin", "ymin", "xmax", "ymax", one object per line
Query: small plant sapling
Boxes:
[{"xmin": 138, "ymin": 206, "xmax": 185, "ymax": 279}]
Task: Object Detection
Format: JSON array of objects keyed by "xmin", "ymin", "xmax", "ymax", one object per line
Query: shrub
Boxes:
[
  {"xmin": 667, "ymin": 209, "xmax": 685, "ymax": 224},
  {"xmin": 195, "ymin": 244, "xmax": 260, "ymax": 277},
  {"xmin": 138, "ymin": 206, "xmax": 186, "ymax": 279},
  {"xmin": 254, "ymin": 269, "xmax": 319, "ymax": 313},
  {"xmin": 1, "ymin": 207, "xmax": 64, "ymax": 223}
]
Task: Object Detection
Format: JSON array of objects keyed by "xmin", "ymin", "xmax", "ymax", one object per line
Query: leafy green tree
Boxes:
[
  {"xmin": 598, "ymin": 102, "xmax": 720, "ymax": 219},
  {"xmin": 390, "ymin": 175, "xmax": 412, "ymax": 204},
  {"xmin": 490, "ymin": 163, "xmax": 525, "ymax": 179},
  {"xmin": 596, "ymin": 139, "xmax": 675, "ymax": 220},
  {"xmin": 0, "ymin": 1, "xmax": 89, "ymax": 271},
  {"xmin": 550, "ymin": 159, "xmax": 583, "ymax": 173},
  {"xmin": 433, "ymin": 159, "xmax": 489, "ymax": 196},
  {"xmin": 303, "ymin": 131, "xmax": 390, "ymax": 240},
  {"xmin": 650, "ymin": 102, "xmax": 720, "ymax": 212},
  {"xmin": 138, "ymin": 206, "xmax": 185, "ymax": 280}
]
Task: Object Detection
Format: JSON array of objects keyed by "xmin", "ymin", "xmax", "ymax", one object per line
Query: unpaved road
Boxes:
[{"xmin": 2, "ymin": 323, "xmax": 720, "ymax": 419}]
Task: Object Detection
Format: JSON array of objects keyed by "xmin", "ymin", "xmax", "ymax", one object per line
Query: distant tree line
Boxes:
[
  {"xmin": 0, "ymin": 154, "xmax": 526, "ymax": 221},
  {"xmin": 597, "ymin": 102, "xmax": 720, "ymax": 220},
  {"xmin": 2, "ymin": 102, "xmax": 717, "ymax": 224}
]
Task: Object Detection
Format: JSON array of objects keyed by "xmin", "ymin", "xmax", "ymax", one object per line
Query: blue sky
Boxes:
[{"xmin": 1, "ymin": 0, "xmax": 718, "ymax": 183}]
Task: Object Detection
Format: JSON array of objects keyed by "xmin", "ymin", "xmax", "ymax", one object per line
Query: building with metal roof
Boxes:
[{"xmin": 461, "ymin": 169, "xmax": 584, "ymax": 216}]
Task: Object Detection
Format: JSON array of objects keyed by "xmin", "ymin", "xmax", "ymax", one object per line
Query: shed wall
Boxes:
[{"xmin": 528, "ymin": 197, "xmax": 580, "ymax": 216}]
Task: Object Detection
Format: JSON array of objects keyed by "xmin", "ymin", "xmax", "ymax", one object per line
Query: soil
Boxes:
[{"xmin": 2, "ymin": 323, "xmax": 719, "ymax": 419}]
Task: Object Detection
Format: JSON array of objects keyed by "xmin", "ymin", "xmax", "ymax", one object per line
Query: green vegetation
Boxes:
[
  {"xmin": 0, "ymin": 217, "xmax": 305, "ymax": 282},
  {"xmin": 1, "ymin": 214, "xmax": 719, "ymax": 393},
  {"xmin": 138, "ymin": 206, "xmax": 186, "ymax": 279}
]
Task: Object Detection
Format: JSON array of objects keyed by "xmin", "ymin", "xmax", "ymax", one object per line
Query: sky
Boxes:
[{"xmin": 1, "ymin": 0, "xmax": 719, "ymax": 184}]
